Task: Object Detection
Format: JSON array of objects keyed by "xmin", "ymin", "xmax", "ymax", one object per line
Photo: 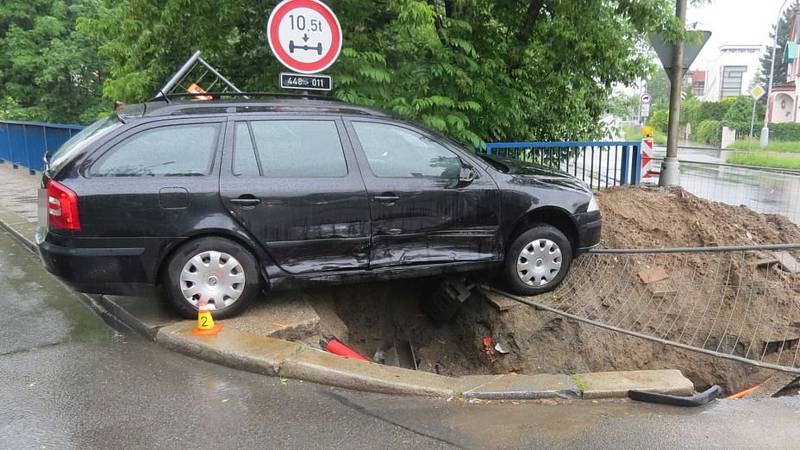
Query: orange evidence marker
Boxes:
[{"xmin": 192, "ymin": 301, "xmax": 223, "ymax": 336}]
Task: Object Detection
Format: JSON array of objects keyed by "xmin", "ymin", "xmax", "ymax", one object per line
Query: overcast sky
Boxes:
[{"xmin": 688, "ymin": 0, "xmax": 787, "ymax": 69}]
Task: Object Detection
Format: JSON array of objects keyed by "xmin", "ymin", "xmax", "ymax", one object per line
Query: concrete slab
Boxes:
[
  {"xmin": 483, "ymin": 290, "xmax": 521, "ymax": 312},
  {"xmin": 751, "ymin": 372, "xmax": 800, "ymax": 398},
  {"xmin": 223, "ymin": 291, "xmax": 321, "ymax": 342},
  {"xmin": 459, "ymin": 373, "xmax": 580, "ymax": 400},
  {"xmin": 577, "ymin": 369, "xmax": 694, "ymax": 399},
  {"xmin": 157, "ymin": 321, "xmax": 302, "ymax": 376},
  {"xmin": 279, "ymin": 346, "xmax": 456, "ymax": 397},
  {"xmin": 306, "ymin": 290, "xmax": 349, "ymax": 341}
]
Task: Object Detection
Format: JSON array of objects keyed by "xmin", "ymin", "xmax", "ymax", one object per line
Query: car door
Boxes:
[
  {"xmin": 344, "ymin": 118, "xmax": 500, "ymax": 268},
  {"xmin": 219, "ymin": 116, "xmax": 371, "ymax": 275}
]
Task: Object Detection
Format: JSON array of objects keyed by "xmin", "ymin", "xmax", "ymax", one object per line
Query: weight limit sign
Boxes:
[{"xmin": 267, "ymin": 0, "xmax": 343, "ymax": 74}]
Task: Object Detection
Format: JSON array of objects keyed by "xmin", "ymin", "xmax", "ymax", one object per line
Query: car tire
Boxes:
[
  {"xmin": 164, "ymin": 237, "xmax": 261, "ymax": 319},
  {"xmin": 503, "ymin": 224, "xmax": 573, "ymax": 296}
]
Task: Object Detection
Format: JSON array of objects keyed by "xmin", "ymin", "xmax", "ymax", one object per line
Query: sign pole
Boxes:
[
  {"xmin": 659, "ymin": 0, "xmax": 687, "ymax": 187},
  {"xmin": 749, "ymin": 99, "xmax": 757, "ymax": 150}
]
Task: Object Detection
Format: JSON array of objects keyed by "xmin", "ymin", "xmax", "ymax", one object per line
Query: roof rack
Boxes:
[{"xmin": 148, "ymin": 91, "xmax": 341, "ymax": 103}]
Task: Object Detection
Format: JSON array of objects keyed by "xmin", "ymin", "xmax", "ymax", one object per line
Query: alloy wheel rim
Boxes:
[
  {"xmin": 179, "ymin": 250, "xmax": 245, "ymax": 309},
  {"xmin": 516, "ymin": 239, "xmax": 563, "ymax": 286}
]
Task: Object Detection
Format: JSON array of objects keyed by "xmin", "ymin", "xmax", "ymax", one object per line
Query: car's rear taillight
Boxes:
[{"xmin": 47, "ymin": 179, "xmax": 81, "ymax": 231}]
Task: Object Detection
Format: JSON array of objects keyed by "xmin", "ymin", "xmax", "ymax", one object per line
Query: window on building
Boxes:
[
  {"xmin": 692, "ymin": 80, "xmax": 705, "ymax": 97},
  {"xmin": 721, "ymin": 66, "xmax": 747, "ymax": 99}
]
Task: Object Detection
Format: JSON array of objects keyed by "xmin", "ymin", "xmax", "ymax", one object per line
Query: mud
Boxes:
[{"xmin": 330, "ymin": 187, "xmax": 800, "ymax": 393}]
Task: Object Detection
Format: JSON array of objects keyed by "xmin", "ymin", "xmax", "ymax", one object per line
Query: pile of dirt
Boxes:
[
  {"xmin": 331, "ymin": 187, "xmax": 800, "ymax": 393},
  {"xmin": 596, "ymin": 186, "xmax": 800, "ymax": 248}
]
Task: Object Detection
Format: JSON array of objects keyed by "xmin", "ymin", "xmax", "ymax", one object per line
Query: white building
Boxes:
[
  {"xmin": 767, "ymin": 6, "xmax": 800, "ymax": 124},
  {"xmin": 697, "ymin": 45, "xmax": 764, "ymax": 102}
]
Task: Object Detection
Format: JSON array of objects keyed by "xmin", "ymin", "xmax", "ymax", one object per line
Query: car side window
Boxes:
[
  {"xmin": 233, "ymin": 122, "xmax": 260, "ymax": 177},
  {"xmin": 249, "ymin": 120, "xmax": 347, "ymax": 178},
  {"xmin": 91, "ymin": 123, "xmax": 220, "ymax": 177},
  {"xmin": 351, "ymin": 122, "xmax": 461, "ymax": 179}
]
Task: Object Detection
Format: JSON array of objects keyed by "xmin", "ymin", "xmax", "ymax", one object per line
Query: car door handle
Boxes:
[
  {"xmin": 373, "ymin": 194, "xmax": 400, "ymax": 204},
  {"xmin": 230, "ymin": 196, "xmax": 261, "ymax": 206}
]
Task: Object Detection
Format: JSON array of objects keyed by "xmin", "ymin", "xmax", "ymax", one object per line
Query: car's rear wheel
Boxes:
[
  {"xmin": 164, "ymin": 237, "xmax": 260, "ymax": 319},
  {"xmin": 503, "ymin": 224, "xmax": 572, "ymax": 296}
]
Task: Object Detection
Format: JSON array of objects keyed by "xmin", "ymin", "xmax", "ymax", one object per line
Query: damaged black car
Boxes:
[{"xmin": 36, "ymin": 97, "xmax": 600, "ymax": 318}]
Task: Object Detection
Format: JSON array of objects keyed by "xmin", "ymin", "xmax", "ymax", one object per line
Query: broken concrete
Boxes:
[
  {"xmin": 774, "ymin": 251, "xmax": 800, "ymax": 273},
  {"xmin": 576, "ymin": 370, "xmax": 694, "ymax": 399},
  {"xmin": 459, "ymin": 374, "xmax": 580, "ymax": 400}
]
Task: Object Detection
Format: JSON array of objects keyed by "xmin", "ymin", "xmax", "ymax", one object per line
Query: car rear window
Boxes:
[
  {"xmin": 48, "ymin": 115, "xmax": 122, "ymax": 175},
  {"xmin": 90, "ymin": 123, "xmax": 220, "ymax": 177}
]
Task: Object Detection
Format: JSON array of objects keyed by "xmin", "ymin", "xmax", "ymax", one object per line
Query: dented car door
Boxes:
[{"xmin": 344, "ymin": 118, "xmax": 500, "ymax": 268}]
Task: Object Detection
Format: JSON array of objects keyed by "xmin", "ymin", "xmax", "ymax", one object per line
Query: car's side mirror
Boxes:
[{"xmin": 458, "ymin": 165, "xmax": 478, "ymax": 184}]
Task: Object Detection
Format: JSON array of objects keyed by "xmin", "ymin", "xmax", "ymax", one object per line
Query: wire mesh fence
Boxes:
[
  {"xmin": 488, "ymin": 244, "xmax": 800, "ymax": 374},
  {"xmin": 647, "ymin": 158, "xmax": 800, "ymax": 225}
]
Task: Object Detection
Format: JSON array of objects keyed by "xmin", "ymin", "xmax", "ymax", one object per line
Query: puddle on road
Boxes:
[{"xmin": 0, "ymin": 229, "xmax": 115, "ymax": 353}]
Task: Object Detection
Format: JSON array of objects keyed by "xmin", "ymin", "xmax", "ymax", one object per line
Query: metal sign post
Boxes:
[
  {"xmin": 650, "ymin": 27, "xmax": 711, "ymax": 187},
  {"xmin": 749, "ymin": 84, "xmax": 766, "ymax": 149}
]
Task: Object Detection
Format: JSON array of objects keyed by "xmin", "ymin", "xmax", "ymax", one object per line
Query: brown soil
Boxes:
[
  {"xmin": 596, "ymin": 186, "xmax": 800, "ymax": 248},
  {"xmin": 332, "ymin": 187, "xmax": 800, "ymax": 393}
]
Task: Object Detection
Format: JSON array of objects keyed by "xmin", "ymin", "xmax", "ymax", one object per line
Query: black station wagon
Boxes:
[{"xmin": 36, "ymin": 96, "xmax": 601, "ymax": 318}]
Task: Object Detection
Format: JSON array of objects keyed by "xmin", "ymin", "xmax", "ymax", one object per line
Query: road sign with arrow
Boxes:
[{"xmin": 267, "ymin": 0, "xmax": 343, "ymax": 75}]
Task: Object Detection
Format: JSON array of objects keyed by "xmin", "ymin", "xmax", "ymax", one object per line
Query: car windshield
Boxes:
[{"xmin": 48, "ymin": 115, "xmax": 122, "ymax": 175}]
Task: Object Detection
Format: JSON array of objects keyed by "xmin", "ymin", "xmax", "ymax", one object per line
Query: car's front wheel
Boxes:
[
  {"xmin": 503, "ymin": 224, "xmax": 573, "ymax": 296},
  {"xmin": 164, "ymin": 237, "xmax": 260, "ymax": 319}
]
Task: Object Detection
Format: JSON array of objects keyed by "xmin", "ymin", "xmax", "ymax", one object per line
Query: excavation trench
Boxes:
[{"xmin": 304, "ymin": 187, "xmax": 800, "ymax": 394}]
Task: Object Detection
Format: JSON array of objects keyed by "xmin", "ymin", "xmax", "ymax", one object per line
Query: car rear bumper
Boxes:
[
  {"xmin": 36, "ymin": 239, "xmax": 155, "ymax": 295},
  {"xmin": 575, "ymin": 211, "xmax": 601, "ymax": 252}
]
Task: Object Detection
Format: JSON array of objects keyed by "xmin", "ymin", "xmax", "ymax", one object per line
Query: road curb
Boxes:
[{"xmin": 0, "ymin": 205, "xmax": 697, "ymax": 401}]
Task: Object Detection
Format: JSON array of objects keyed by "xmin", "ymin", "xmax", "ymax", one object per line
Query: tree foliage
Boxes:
[
  {"xmin": 0, "ymin": 0, "xmax": 109, "ymax": 123},
  {"xmin": 760, "ymin": 1, "xmax": 800, "ymax": 88},
  {"xmin": 4, "ymin": 0, "xmax": 677, "ymax": 144}
]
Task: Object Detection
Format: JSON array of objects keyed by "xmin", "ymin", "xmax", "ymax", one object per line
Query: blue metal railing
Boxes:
[
  {"xmin": 0, "ymin": 120, "xmax": 85, "ymax": 174},
  {"xmin": 485, "ymin": 141, "xmax": 642, "ymax": 189}
]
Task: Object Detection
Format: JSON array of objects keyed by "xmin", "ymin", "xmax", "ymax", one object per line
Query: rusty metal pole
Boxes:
[{"xmin": 659, "ymin": 0, "xmax": 687, "ymax": 187}]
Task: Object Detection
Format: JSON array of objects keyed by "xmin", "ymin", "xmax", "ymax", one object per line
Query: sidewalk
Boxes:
[{"xmin": 0, "ymin": 164, "xmax": 38, "ymax": 224}]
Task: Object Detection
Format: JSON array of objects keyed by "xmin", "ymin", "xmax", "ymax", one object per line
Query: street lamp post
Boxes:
[{"xmin": 761, "ymin": 0, "xmax": 791, "ymax": 149}]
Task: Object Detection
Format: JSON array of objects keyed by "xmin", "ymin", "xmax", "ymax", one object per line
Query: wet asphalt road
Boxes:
[{"xmin": 2, "ymin": 228, "xmax": 800, "ymax": 449}]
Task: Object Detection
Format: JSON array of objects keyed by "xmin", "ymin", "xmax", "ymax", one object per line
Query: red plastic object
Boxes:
[{"xmin": 321, "ymin": 337, "xmax": 369, "ymax": 362}]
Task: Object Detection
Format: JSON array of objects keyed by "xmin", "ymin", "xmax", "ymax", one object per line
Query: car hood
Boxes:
[{"xmin": 486, "ymin": 155, "xmax": 591, "ymax": 193}]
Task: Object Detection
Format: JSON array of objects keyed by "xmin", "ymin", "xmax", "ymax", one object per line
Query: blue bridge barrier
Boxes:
[
  {"xmin": 486, "ymin": 141, "xmax": 642, "ymax": 189},
  {"xmin": 0, "ymin": 120, "xmax": 85, "ymax": 174}
]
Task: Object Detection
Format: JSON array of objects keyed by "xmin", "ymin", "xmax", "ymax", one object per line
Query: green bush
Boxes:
[
  {"xmin": 696, "ymin": 119, "xmax": 723, "ymax": 146},
  {"xmin": 648, "ymin": 109, "xmax": 669, "ymax": 132},
  {"xmin": 769, "ymin": 122, "xmax": 800, "ymax": 141},
  {"xmin": 723, "ymin": 96, "xmax": 756, "ymax": 137},
  {"xmin": 681, "ymin": 98, "xmax": 702, "ymax": 125}
]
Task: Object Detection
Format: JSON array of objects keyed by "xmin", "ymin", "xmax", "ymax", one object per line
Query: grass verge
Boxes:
[
  {"xmin": 727, "ymin": 140, "xmax": 800, "ymax": 153},
  {"xmin": 726, "ymin": 151, "xmax": 800, "ymax": 170}
]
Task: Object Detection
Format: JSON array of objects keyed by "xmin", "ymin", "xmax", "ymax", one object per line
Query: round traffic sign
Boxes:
[
  {"xmin": 267, "ymin": 0, "xmax": 342, "ymax": 74},
  {"xmin": 640, "ymin": 93, "xmax": 651, "ymax": 105}
]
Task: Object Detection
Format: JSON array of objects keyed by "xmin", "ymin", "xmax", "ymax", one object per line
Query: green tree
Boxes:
[
  {"xmin": 82, "ymin": 0, "xmax": 677, "ymax": 144},
  {"xmin": 0, "ymin": 0, "xmax": 109, "ymax": 123},
  {"xmin": 760, "ymin": 1, "xmax": 800, "ymax": 88}
]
